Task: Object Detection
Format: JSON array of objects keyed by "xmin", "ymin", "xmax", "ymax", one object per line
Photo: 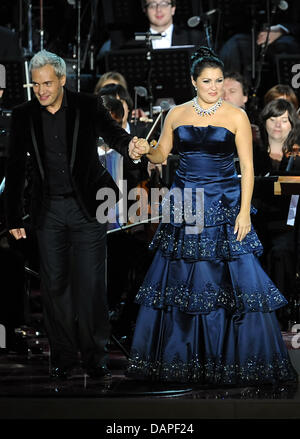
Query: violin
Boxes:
[
  {"xmin": 285, "ymin": 144, "xmax": 300, "ymax": 173},
  {"xmin": 285, "ymin": 144, "xmax": 300, "ymax": 157}
]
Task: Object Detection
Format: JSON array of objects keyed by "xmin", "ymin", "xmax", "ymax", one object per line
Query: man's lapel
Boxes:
[
  {"xmin": 30, "ymin": 99, "xmax": 45, "ymax": 180},
  {"xmin": 29, "ymin": 89, "xmax": 81, "ymax": 179},
  {"xmin": 65, "ymin": 89, "xmax": 80, "ymax": 171}
]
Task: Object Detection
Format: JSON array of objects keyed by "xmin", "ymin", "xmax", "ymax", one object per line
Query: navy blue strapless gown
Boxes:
[{"xmin": 127, "ymin": 125, "xmax": 297, "ymax": 385}]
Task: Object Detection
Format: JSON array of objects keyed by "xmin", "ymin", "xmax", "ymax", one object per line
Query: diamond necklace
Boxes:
[{"xmin": 192, "ymin": 96, "xmax": 223, "ymax": 117}]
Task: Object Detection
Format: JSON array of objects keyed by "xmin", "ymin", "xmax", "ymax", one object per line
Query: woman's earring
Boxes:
[{"xmin": 194, "ymin": 86, "xmax": 197, "ymax": 91}]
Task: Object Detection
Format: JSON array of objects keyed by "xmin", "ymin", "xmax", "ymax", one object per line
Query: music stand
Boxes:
[
  {"xmin": 0, "ymin": 60, "xmax": 26, "ymax": 109},
  {"xmin": 274, "ymin": 176, "xmax": 300, "ymax": 196},
  {"xmin": 105, "ymin": 47, "xmax": 195, "ymax": 105}
]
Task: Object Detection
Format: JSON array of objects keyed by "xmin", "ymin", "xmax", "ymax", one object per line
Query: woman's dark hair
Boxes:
[
  {"xmin": 260, "ymin": 98, "xmax": 299, "ymax": 154},
  {"xmin": 101, "ymin": 95, "xmax": 124, "ymax": 125},
  {"xmin": 190, "ymin": 46, "xmax": 224, "ymax": 80},
  {"xmin": 98, "ymin": 83, "xmax": 134, "ymax": 112}
]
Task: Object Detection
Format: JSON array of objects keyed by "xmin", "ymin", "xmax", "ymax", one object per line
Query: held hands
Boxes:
[
  {"xmin": 9, "ymin": 228, "xmax": 26, "ymax": 240},
  {"xmin": 128, "ymin": 136, "xmax": 150, "ymax": 161},
  {"xmin": 234, "ymin": 212, "xmax": 251, "ymax": 242}
]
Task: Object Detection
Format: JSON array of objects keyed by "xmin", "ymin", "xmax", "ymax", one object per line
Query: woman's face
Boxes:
[
  {"xmin": 192, "ymin": 67, "xmax": 224, "ymax": 105},
  {"xmin": 265, "ymin": 110, "xmax": 292, "ymax": 143}
]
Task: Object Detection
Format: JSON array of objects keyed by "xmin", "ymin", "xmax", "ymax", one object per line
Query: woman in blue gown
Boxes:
[{"xmin": 127, "ymin": 47, "xmax": 298, "ymax": 385}]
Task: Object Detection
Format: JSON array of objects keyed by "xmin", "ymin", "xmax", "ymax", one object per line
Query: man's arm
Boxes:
[{"xmin": 257, "ymin": 23, "xmax": 300, "ymax": 46}]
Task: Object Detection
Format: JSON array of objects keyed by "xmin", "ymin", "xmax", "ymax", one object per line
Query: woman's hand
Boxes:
[
  {"xmin": 133, "ymin": 138, "xmax": 151, "ymax": 158},
  {"xmin": 128, "ymin": 137, "xmax": 150, "ymax": 160},
  {"xmin": 234, "ymin": 212, "xmax": 251, "ymax": 242}
]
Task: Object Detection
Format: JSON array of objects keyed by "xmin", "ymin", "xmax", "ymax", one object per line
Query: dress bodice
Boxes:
[
  {"xmin": 173, "ymin": 125, "xmax": 236, "ymax": 184},
  {"xmin": 174, "ymin": 125, "xmax": 236, "ymax": 153}
]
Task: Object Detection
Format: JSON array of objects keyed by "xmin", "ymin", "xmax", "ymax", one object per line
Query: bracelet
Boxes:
[{"xmin": 150, "ymin": 139, "xmax": 158, "ymax": 150}]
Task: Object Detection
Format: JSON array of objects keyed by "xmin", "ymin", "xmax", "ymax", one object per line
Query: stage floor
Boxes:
[{"xmin": 0, "ymin": 333, "xmax": 299, "ymax": 423}]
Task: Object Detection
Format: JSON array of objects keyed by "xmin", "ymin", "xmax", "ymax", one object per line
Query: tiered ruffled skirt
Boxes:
[{"xmin": 126, "ymin": 194, "xmax": 298, "ymax": 385}]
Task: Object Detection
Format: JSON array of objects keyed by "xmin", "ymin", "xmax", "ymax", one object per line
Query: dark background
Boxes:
[
  {"xmin": 2, "ymin": 0, "xmax": 297, "ymax": 63},
  {"xmin": 0, "ymin": 0, "xmax": 299, "ymax": 108}
]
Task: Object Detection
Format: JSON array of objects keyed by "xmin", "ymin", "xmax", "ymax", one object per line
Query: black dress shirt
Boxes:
[{"xmin": 41, "ymin": 91, "xmax": 73, "ymax": 195}]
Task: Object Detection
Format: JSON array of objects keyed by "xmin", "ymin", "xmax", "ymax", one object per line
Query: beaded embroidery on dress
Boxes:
[{"xmin": 126, "ymin": 125, "xmax": 298, "ymax": 385}]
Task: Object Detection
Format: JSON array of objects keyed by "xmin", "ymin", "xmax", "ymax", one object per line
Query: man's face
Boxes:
[
  {"xmin": 31, "ymin": 64, "xmax": 66, "ymax": 112},
  {"xmin": 223, "ymin": 78, "xmax": 248, "ymax": 108},
  {"xmin": 144, "ymin": 1, "xmax": 175, "ymax": 30}
]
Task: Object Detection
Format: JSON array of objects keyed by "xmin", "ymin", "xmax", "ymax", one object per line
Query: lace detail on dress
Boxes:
[
  {"xmin": 160, "ymin": 196, "xmax": 257, "ymax": 227},
  {"xmin": 205, "ymin": 199, "xmax": 257, "ymax": 226},
  {"xmin": 135, "ymin": 280, "xmax": 287, "ymax": 314},
  {"xmin": 150, "ymin": 222, "xmax": 263, "ymax": 261},
  {"xmin": 127, "ymin": 351, "xmax": 298, "ymax": 385}
]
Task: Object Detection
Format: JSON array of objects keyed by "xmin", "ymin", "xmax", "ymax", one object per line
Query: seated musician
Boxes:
[
  {"xmin": 97, "ymin": 0, "xmax": 206, "ymax": 59},
  {"xmin": 252, "ymin": 99, "xmax": 300, "ymax": 329},
  {"xmin": 263, "ymin": 84, "xmax": 299, "ymax": 111}
]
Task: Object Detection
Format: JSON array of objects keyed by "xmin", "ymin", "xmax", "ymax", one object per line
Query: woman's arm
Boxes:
[
  {"xmin": 234, "ymin": 108, "xmax": 254, "ymax": 241},
  {"xmin": 135, "ymin": 107, "xmax": 178, "ymax": 164}
]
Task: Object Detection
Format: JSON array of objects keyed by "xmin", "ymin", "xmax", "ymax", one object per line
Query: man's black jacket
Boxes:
[{"xmin": 4, "ymin": 88, "xmax": 135, "ymax": 228}]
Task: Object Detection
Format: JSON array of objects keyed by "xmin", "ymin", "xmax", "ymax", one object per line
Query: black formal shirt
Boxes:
[{"xmin": 41, "ymin": 91, "xmax": 73, "ymax": 195}]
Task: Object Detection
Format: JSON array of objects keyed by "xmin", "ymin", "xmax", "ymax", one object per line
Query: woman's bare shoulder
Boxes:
[
  {"xmin": 167, "ymin": 101, "xmax": 193, "ymax": 123},
  {"xmin": 222, "ymin": 101, "xmax": 250, "ymax": 125},
  {"xmin": 225, "ymin": 101, "xmax": 249, "ymax": 118}
]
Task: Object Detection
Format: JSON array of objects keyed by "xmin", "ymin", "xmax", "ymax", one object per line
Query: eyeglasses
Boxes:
[{"xmin": 145, "ymin": 2, "xmax": 172, "ymax": 10}]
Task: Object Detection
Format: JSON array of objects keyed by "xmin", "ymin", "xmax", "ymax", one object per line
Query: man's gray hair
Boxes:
[{"xmin": 29, "ymin": 50, "xmax": 66, "ymax": 78}]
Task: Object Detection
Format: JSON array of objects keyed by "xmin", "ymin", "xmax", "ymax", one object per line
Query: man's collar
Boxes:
[{"xmin": 150, "ymin": 23, "xmax": 173, "ymax": 37}]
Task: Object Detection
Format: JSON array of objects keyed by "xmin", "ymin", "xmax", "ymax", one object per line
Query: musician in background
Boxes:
[
  {"xmin": 222, "ymin": 71, "xmax": 263, "ymax": 161},
  {"xmin": 252, "ymin": 99, "xmax": 300, "ymax": 329},
  {"xmin": 94, "ymin": 72, "xmax": 128, "ymax": 95},
  {"xmin": 97, "ymin": 0, "xmax": 206, "ymax": 60},
  {"xmin": 222, "ymin": 71, "xmax": 249, "ymax": 109},
  {"xmin": 219, "ymin": 0, "xmax": 300, "ymax": 85},
  {"xmin": 97, "ymin": 83, "xmax": 150, "ymax": 192},
  {"xmin": 140, "ymin": 0, "xmax": 205, "ymax": 48},
  {"xmin": 263, "ymin": 84, "xmax": 299, "ymax": 110}
]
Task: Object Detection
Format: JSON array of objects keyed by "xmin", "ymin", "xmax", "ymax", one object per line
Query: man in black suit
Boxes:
[
  {"xmin": 97, "ymin": 0, "xmax": 205, "ymax": 58},
  {"xmin": 220, "ymin": 22, "xmax": 300, "ymax": 79},
  {"xmin": 4, "ymin": 49, "xmax": 145, "ymax": 379}
]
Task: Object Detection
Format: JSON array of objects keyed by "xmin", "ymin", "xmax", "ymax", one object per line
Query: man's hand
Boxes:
[
  {"xmin": 128, "ymin": 137, "xmax": 150, "ymax": 160},
  {"xmin": 257, "ymin": 25, "xmax": 284, "ymax": 46},
  {"xmin": 9, "ymin": 228, "xmax": 26, "ymax": 240}
]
